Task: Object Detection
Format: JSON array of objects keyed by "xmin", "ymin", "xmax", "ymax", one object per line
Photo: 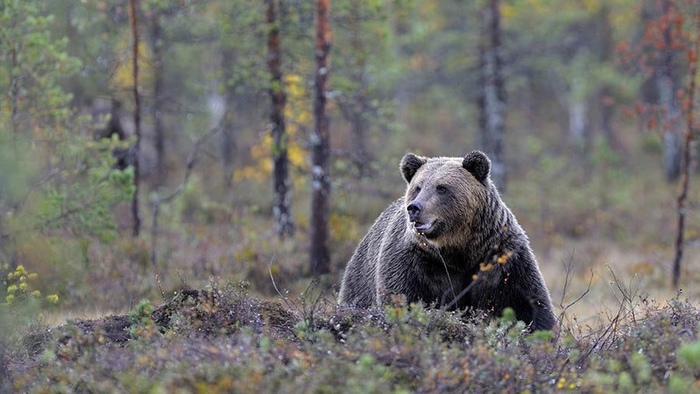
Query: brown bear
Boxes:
[{"xmin": 338, "ymin": 151, "xmax": 556, "ymax": 331}]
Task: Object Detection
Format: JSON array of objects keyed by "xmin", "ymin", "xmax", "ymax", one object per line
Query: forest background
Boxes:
[{"xmin": 1, "ymin": 0, "xmax": 700, "ymax": 360}]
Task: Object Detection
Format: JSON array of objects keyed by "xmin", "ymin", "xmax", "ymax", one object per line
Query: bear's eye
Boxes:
[
  {"xmin": 414, "ymin": 185, "xmax": 421, "ymax": 193},
  {"xmin": 436, "ymin": 185, "xmax": 448, "ymax": 194}
]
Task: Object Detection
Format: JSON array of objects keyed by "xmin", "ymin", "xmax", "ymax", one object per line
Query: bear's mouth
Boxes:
[{"xmin": 412, "ymin": 220, "xmax": 434, "ymax": 234}]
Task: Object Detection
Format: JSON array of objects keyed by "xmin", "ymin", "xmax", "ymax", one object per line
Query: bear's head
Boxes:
[{"xmin": 400, "ymin": 151, "xmax": 492, "ymax": 248}]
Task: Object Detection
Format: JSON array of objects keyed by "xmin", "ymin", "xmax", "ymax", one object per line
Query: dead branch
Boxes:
[{"xmin": 555, "ymin": 254, "xmax": 594, "ymax": 342}]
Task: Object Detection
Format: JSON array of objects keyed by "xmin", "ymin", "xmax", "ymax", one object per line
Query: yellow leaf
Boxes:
[{"xmin": 110, "ymin": 31, "xmax": 154, "ymax": 92}]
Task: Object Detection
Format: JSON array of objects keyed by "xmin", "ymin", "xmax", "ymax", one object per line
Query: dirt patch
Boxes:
[{"xmin": 17, "ymin": 287, "xmax": 300, "ymax": 363}]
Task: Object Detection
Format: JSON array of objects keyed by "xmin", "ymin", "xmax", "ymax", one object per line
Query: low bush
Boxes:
[{"xmin": 3, "ymin": 279, "xmax": 700, "ymax": 393}]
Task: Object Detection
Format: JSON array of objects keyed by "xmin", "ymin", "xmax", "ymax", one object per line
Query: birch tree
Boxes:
[
  {"xmin": 310, "ymin": 0, "xmax": 331, "ymax": 275},
  {"xmin": 478, "ymin": 0, "xmax": 506, "ymax": 191},
  {"xmin": 266, "ymin": 0, "xmax": 294, "ymax": 238}
]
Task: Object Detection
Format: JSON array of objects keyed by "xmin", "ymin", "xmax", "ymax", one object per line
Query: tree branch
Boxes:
[{"xmin": 149, "ymin": 126, "xmax": 221, "ymax": 267}]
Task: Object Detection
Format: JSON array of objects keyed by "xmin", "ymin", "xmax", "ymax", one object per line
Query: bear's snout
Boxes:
[{"xmin": 407, "ymin": 201, "xmax": 423, "ymax": 222}]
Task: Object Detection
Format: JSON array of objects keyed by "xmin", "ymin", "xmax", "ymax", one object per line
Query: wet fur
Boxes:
[{"xmin": 338, "ymin": 152, "xmax": 556, "ymax": 331}]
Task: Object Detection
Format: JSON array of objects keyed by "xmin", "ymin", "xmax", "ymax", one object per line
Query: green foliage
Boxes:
[
  {"xmin": 529, "ymin": 329, "xmax": 554, "ymax": 342},
  {"xmin": 3, "ymin": 264, "xmax": 59, "ymax": 305},
  {"xmin": 678, "ymin": 337, "xmax": 700, "ymax": 372},
  {"xmin": 500, "ymin": 306, "xmax": 517, "ymax": 323},
  {"xmin": 171, "ymin": 174, "xmax": 231, "ymax": 225},
  {"xmin": 669, "ymin": 374, "xmax": 696, "ymax": 394},
  {"xmin": 36, "ymin": 136, "xmax": 135, "ymax": 242},
  {"xmin": 130, "ymin": 299, "xmax": 154, "ymax": 324},
  {"xmin": 629, "ymin": 352, "xmax": 652, "ymax": 385},
  {"xmin": 0, "ymin": 263, "xmax": 59, "ymax": 350},
  {"xmin": 0, "ymin": 0, "xmax": 136, "ymax": 319},
  {"xmin": 217, "ymin": 0, "xmax": 267, "ymax": 93},
  {"xmin": 1, "ymin": 1, "xmax": 82, "ymax": 122},
  {"xmin": 505, "ymin": 0, "xmax": 639, "ymax": 101}
]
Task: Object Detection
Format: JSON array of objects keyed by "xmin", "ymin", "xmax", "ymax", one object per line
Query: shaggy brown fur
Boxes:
[{"xmin": 339, "ymin": 151, "xmax": 556, "ymax": 331}]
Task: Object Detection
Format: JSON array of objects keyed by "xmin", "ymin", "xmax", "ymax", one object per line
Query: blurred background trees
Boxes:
[{"xmin": 1, "ymin": 0, "xmax": 699, "ymax": 315}]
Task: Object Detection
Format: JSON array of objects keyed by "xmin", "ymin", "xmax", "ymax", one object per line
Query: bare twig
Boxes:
[
  {"xmin": 606, "ymin": 265, "xmax": 637, "ymax": 323},
  {"xmin": 176, "ymin": 270, "xmax": 189, "ymax": 288},
  {"xmin": 269, "ymin": 257, "xmax": 329, "ymax": 332},
  {"xmin": 155, "ymin": 274, "xmax": 166, "ymax": 301},
  {"xmin": 561, "ymin": 272, "xmax": 593, "ymax": 316},
  {"xmin": 574, "ymin": 266, "xmax": 639, "ymax": 366},
  {"xmin": 555, "ymin": 252, "xmax": 594, "ymax": 341},
  {"xmin": 269, "ymin": 254, "xmax": 297, "ymax": 313},
  {"xmin": 441, "ymin": 278, "xmax": 478, "ymax": 313},
  {"xmin": 558, "ymin": 251, "xmax": 576, "ymax": 307}
]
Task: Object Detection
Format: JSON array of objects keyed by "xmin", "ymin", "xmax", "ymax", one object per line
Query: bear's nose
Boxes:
[{"xmin": 407, "ymin": 201, "xmax": 423, "ymax": 222}]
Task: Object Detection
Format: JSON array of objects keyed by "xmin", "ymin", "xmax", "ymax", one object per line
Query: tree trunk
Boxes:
[
  {"xmin": 671, "ymin": 9, "xmax": 699, "ymax": 288},
  {"xmin": 659, "ymin": 0, "xmax": 681, "ymax": 182},
  {"xmin": 337, "ymin": 0, "xmax": 370, "ymax": 177},
  {"xmin": 599, "ymin": 85, "xmax": 620, "ymax": 151},
  {"xmin": 478, "ymin": 0, "xmax": 506, "ymax": 192},
  {"xmin": 266, "ymin": 0, "xmax": 294, "ymax": 238},
  {"xmin": 9, "ymin": 46, "xmax": 19, "ymax": 141},
  {"xmin": 567, "ymin": 98, "xmax": 590, "ymax": 148},
  {"xmin": 310, "ymin": 0, "xmax": 331, "ymax": 275},
  {"xmin": 129, "ymin": 0, "xmax": 141, "ymax": 237},
  {"xmin": 567, "ymin": 98, "xmax": 590, "ymax": 153},
  {"xmin": 596, "ymin": 5, "xmax": 621, "ymax": 152},
  {"xmin": 663, "ymin": 124, "xmax": 681, "ymax": 181},
  {"xmin": 221, "ymin": 47, "xmax": 237, "ymax": 192},
  {"xmin": 349, "ymin": 98, "xmax": 369, "ymax": 176},
  {"xmin": 151, "ymin": 11, "xmax": 166, "ymax": 185},
  {"xmin": 348, "ymin": 0, "xmax": 370, "ymax": 176}
]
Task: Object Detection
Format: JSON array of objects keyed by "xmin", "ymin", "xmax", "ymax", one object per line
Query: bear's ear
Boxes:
[
  {"xmin": 463, "ymin": 151, "xmax": 491, "ymax": 184},
  {"xmin": 400, "ymin": 153, "xmax": 427, "ymax": 183}
]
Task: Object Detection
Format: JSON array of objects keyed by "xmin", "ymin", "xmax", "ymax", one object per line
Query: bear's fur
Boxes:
[{"xmin": 338, "ymin": 151, "xmax": 556, "ymax": 331}]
